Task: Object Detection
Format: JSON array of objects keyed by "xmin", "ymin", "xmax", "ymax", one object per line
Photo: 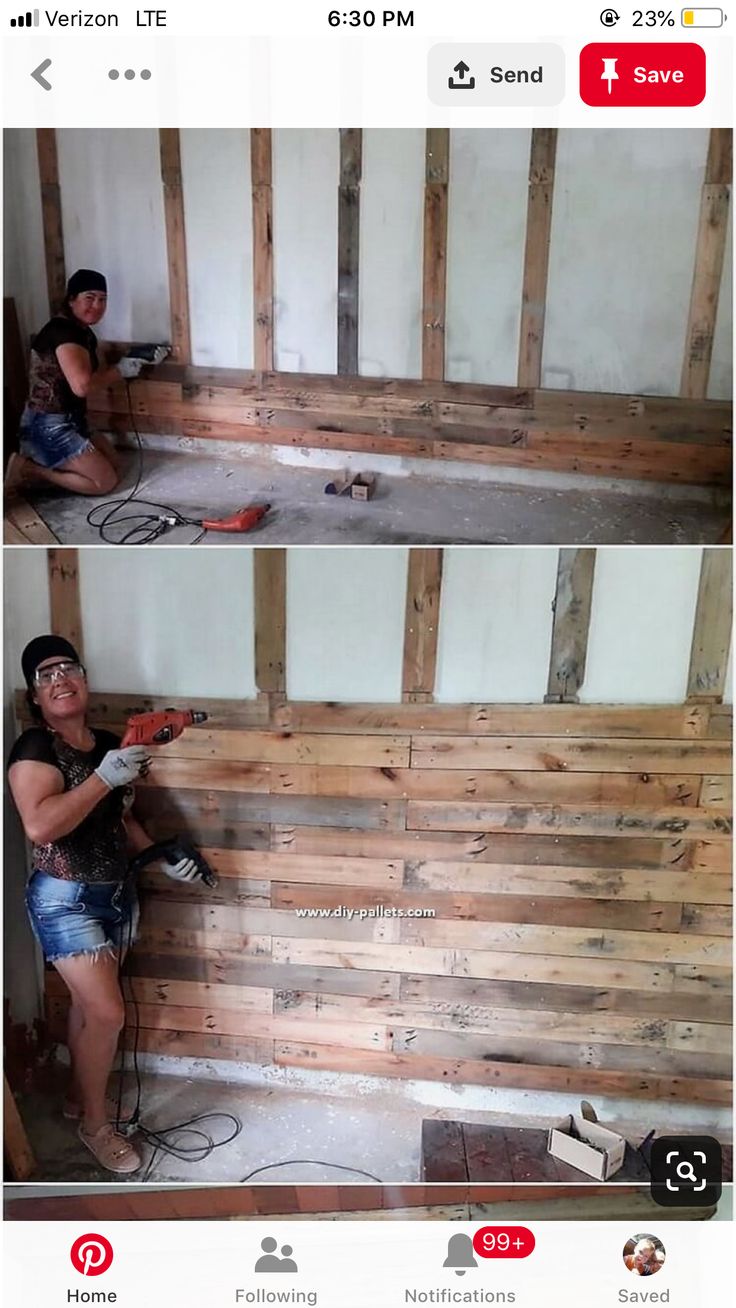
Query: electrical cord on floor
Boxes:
[
  {"xmin": 85, "ymin": 380, "xmax": 207, "ymax": 544},
  {"xmin": 115, "ymin": 893, "xmax": 383, "ymax": 1185},
  {"xmin": 115, "ymin": 894, "xmax": 242, "ymax": 1182}
]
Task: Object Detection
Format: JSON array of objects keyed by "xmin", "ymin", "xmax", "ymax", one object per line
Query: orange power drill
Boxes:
[{"xmin": 120, "ymin": 708, "xmax": 209, "ymax": 748}]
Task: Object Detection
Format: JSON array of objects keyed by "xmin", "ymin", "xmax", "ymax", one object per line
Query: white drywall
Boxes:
[
  {"xmin": 708, "ymin": 203, "xmax": 733, "ymax": 402},
  {"xmin": 543, "ymin": 130, "xmax": 711, "ymax": 397},
  {"xmin": 359, "ymin": 129, "xmax": 424, "ymax": 379},
  {"xmin": 56, "ymin": 129, "xmax": 170, "ymax": 343},
  {"xmin": 446, "ymin": 130, "xmax": 530, "ymax": 386},
  {"xmin": 435, "ymin": 548, "xmax": 558, "ymax": 702},
  {"xmin": 581, "ymin": 548, "xmax": 703, "ymax": 704},
  {"xmin": 77, "ymin": 550, "xmax": 257, "ymax": 698},
  {"xmin": 272, "ymin": 130, "xmax": 339, "ymax": 374},
  {"xmin": 3, "ymin": 548, "xmax": 52, "ymax": 678},
  {"xmin": 286, "ymin": 548, "xmax": 407, "ymax": 701},
  {"xmin": 180, "ymin": 129, "xmax": 254, "ymax": 369},
  {"xmin": 3, "ymin": 130, "xmax": 48, "ymax": 347}
]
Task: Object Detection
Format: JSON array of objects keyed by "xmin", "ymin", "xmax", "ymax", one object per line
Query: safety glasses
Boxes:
[{"xmin": 33, "ymin": 661, "xmax": 87, "ymax": 687}]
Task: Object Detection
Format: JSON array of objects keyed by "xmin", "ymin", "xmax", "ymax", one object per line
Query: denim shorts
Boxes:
[
  {"xmin": 25, "ymin": 870, "xmax": 140, "ymax": 964},
  {"xmin": 19, "ymin": 408, "xmax": 94, "ymax": 470}
]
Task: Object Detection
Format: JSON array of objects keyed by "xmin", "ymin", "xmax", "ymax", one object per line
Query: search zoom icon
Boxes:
[{"xmin": 649, "ymin": 1136, "xmax": 723, "ymax": 1208}]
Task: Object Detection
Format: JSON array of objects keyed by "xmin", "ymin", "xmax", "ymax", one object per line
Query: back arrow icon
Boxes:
[{"xmin": 31, "ymin": 59, "xmax": 52, "ymax": 90}]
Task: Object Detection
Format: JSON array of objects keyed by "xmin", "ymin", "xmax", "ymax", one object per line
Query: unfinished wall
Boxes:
[
  {"xmin": 5, "ymin": 128, "xmax": 731, "ymax": 401},
  {"xmin": 5, "ymin": 546, "xmax": 732, "ymax": 1110},
  {"xmin": 3, "ymin": 130, "xmax": 48, "ymax": 347}
]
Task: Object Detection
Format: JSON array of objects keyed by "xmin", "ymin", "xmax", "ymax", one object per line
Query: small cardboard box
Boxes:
[{"xmin": 548, "ymin": 1113, "xmax": 626, "ymax": 1181}]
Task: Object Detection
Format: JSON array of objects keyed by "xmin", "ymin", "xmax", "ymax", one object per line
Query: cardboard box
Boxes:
[{"xmin": 548, "ymin": 1114, "xmax": 626, "ymax": 1180}]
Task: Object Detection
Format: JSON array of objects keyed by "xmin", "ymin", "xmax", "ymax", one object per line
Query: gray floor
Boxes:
[
  {"xmin": 19, "ymin": 1071, "xmax": 423, "ymax": 1185},
  {"xmin": 24, "ymin": 449, "xmax": 729, "ymax": 546}
]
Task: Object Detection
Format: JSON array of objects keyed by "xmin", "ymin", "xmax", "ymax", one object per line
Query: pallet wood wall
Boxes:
[
  {"xmin": 39, "ymin": 693, "xmax": 732, "ymax": 1108},
  {"xmin": 32, "ymin": 127, "xmax": 732, "ymax": 488}
]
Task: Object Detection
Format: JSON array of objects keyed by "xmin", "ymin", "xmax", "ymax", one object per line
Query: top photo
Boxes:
[{"xmin": 3, "ymin": 126, "xmax": 732, "ymax": 547}]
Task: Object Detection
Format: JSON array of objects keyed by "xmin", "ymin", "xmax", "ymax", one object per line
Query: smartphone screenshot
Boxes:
[{"xmin": 2, "ymin": 3, "xmax": 733, "ymax": 1306}]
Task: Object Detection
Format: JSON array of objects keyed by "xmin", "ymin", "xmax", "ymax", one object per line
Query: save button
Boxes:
[{"xmin": 580, "ymin": 43, "xmax": 706, "ymax": 106}]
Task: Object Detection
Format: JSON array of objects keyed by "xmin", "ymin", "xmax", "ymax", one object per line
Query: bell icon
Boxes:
[{"xmin": 443, "ymin": 1233, "xmax": 478, "ymax": 1277}]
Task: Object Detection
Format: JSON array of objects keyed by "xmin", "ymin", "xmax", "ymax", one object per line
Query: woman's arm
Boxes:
[
  {"xmin": 55, "ymin": 342, "xmax": 128, "ymax": 400},
  {"xmin": 8, "ymin": 759, "xmax": 110, "ymax": 844}
]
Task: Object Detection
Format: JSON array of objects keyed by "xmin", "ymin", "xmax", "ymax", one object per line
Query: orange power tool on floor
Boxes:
[{"xmin": 121, "ymin": 708, "xmax": 209, "ymax": 748}]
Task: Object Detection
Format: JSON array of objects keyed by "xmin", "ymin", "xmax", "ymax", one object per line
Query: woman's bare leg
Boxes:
[
  {"xmin": 53, "ymin": 950, "xmax": 126, "ymax": 1136},
  {"xmin": 7, "ymin": 448, "xmax": 119, "ymax": 498},
  {"xmin": 88, "ymin": 430, "xmax": 125, "ymax": 477}
]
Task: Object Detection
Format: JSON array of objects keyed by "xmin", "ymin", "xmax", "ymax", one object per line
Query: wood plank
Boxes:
[
  {"xmin": 399, "ymin": 917, "xmax": 731, "ymax": 967},
  {"xmin": 197, "ymin": 848, "xmax": 403, "ymax": 888},
  {"xmin": 421, "ymin": 1119, "xmax": 469, "ymax": 1183},
  {"xmin": 681, "ymin": 129, "xmax": 732, "ymax": 398},
  {"xmin": 3, "ymin": 1076, "xmax": 35, "ymax": 1181},
  {"xmin": 159, "ymin": 128, "xmax": 192, "ymax": 363},
  {"xmin": 275, "ymin": 701, "xmax": 710, "ymax": 738},
  {"xmin": 518, "ymin": 128, "xmax": 557, "ymax": 388},
  {"xmin": 270, "ymin": 936, "xmax": 678, "ymax": 991},
  {"xmin": 337, "ymin": 129, "xmax": 362, "ymax": 375},
  {"xmin": 271, "ymin": 882, "xmax": 684, "ymax": 933},
  {"xmin": 402, "ymin": 548, "xmax": 443, "ymax": 699},
  {"xmin": 4, "ymin": 498, "xmax": 59, "ymax": 545},
  {"xmin": 140, "ymin": 757, "xmax": 706, "ymax": 806},
  {"xmin": 274, "ymin": 1041, "xmax": 731, "ymax": 1104},
  {"xmin": 128, "ymin": 951, "xmax": 402, "ymax": 999},
  {"xmin": 410, "ymin": 735, "xmax": 730, "ymax": 774},
  {"xmin": 687, "ymin": 549, "xmax": 732, "ymax": 701},
  {"xmin": 251, "ymin": 129, "xmax": 274, "ymax": 372},
  {"xmin": 121, "ymin": 1002, "xmax": 392, "ymax": 1052},
  {"xmin": 274, "ymin": 824, "xmax": 699, "ymax": 871},
  {"xmin": 406, "ymin": 800, "xmax": 731, "ymax": 840},
  {"xmin": 36, "ymin": 128, "xmax": 66, "ymax": 312},
  {"xmin": 47, "ymin": 549, "xmax": 84, "ymax": 660},
  {"xmin": 142, "ymin": 897, "xmax": 401, "ymax": 944},
  {"xmin": 546, "ymin": 548, "xmax": 596, "ymax": 702},
  {"xmin": 254, "ymin": 549, "xmax": 286, "ymax": 693},
  {"xmin": 135, "ymin": 785, "xmax": 407, "ymax": 833},
  {"xmin": 156, "ymin": 728, "xmax": 411, "ymax": 767},
  {"xmin": 405, "ymin": 859, "xmax": 731, "ymax": 905},
  {"xmin": 422, "ymin": 129, "xmax": 449, "ymax": 381}
]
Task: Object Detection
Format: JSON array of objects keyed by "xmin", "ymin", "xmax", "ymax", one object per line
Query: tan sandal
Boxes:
[{"xmin": 78, "ymin": 1122, "xmax": 142, "ymax": 1174}]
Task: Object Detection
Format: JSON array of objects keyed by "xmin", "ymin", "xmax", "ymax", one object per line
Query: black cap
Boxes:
[
  {"xmin": 22, "ymin": 635, "xmax": 81, "ymax": 687},
  {"xmin": 66, "ymin": 269, "xmax": 107, "ymax": 299}
]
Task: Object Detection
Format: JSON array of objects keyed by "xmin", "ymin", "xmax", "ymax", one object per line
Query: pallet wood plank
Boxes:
[
  {"xmin": 251, "ymin": 128, "xmax": 274, "ymax": 372},
  {"xmin": 410, "ymin": 735, "xmax": 731, "ymax": 774},
  {"xmin": 402, "ymin": 548, "xmax": 443, "ymax": 699},
  {"xmin": 4, "ymin": 498, "xmax": 59, "ymax": 545},
  {"xmin": 405, "ymin": 799, "xmax": 731, "ymax": 839},
  {"xmin": 518, "ymin": 128, "xmax": 557, "ymax": 388},
  {"xmin": 338, "ymin": 129, "xmax": 362, "ymax": 375},
  {"xmin": 159, "ymin": 128, "xmax": 192, "ymax": 363},
  {"xmin": 47, "ymin": 549, "xmax": 84, "ymax": 660},
  {"xmin": 36, "ymin": 128, "xmax": 66, "ymax": 313},
  {"xmin": 254, "ymin": 549, "xmax": 286, "ymax": 693},
  {"xmin": 681, "ymin": 129, "xmax": 732, "ymax": 399},
  {"xmin": 422, "ymin": 129, "xmax": 449, "ymax": 380},
  {"xmin": 687, "ymin": 549, "xmax": 733, "ymax": 701},
  {"xmin": 546, "ymin": 548, "xmax": 596, "ymax": 702}
]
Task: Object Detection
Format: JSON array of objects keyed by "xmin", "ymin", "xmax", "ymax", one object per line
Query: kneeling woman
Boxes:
[
  {"xmin": 7, "ymin": 635, "xmax": 201, "ymax": 1174},
  {"xmin": 5, "ymin": 268, "xmax": 165, "ymax": 500}
]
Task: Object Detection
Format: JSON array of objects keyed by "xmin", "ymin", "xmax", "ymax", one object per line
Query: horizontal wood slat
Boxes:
[
  {"xmin": 35, "ymin": 691, "xmax": 731, "ymax": 1106},
  {"xmin": 87, "ymin": 363, "xmax": 732, "ymax": 488}
]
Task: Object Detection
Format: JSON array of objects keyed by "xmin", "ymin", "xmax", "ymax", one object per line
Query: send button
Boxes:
[{"xmin": 429, "ymin": 44, "xmax": 566, "ymax": 107}]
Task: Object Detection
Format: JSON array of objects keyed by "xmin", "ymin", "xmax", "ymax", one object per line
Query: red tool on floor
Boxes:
[
  {"xmin": 120, "ymin": 707, "xmax": 209, "ymax": 748},
  {"xmin": 199, "ymin": 504, "xmax": 271, "ymax": 533}
]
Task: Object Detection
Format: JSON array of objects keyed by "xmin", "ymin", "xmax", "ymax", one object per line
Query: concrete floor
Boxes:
[
  {"xmin": 24, "ymin": 447, "xmax": 729, "ymax": 546},
  {"xmin": 19, "ymin": 1071, "xmax": 424, "ymax": 1185}
]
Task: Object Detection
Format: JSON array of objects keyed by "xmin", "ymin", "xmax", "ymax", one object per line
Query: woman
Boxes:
[
  {"xmin": 7, "ymin": 635, "xmax": 201, "ymax": 1174},
  {"xmin": 4, "ymin": 268, "xmax": 165, "ymax": 500}
]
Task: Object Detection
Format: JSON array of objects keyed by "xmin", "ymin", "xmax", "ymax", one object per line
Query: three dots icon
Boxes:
[{"xmin": 108, "ymin": 68, "xmax": 152, "ymax": 81}]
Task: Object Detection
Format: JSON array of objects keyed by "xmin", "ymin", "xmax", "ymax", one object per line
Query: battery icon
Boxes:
[{"xmin": 682, "ymin": 7, "xmax": 724, "ymax": 24}]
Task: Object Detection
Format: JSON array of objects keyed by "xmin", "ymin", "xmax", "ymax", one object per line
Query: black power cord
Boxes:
[
  {"xmin": 114, "ymin": 881, "xmax": 384, "ymax": 1186},
  {"xmin": 85, "ymin": 380, "xmax": 207, "ymax": 544}
]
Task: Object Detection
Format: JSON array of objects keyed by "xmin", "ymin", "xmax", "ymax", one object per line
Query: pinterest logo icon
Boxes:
[{"xmin": 70, "ymin": 1234, "xmax": 114, "ymax": 1277}]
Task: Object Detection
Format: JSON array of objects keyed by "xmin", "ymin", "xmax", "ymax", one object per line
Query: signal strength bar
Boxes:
[{"xmin": 10, "ymin": 9, "xmax": 40, "ymax": 25}]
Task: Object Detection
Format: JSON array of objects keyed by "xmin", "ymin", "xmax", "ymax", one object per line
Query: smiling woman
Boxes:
[{"xmin": 6, "ymin": 634, "xmax": 206, "ymax": 1176}]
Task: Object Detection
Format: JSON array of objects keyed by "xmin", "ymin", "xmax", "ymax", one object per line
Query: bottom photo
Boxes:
[{"xmin": 3, "ymin": 545, "xmax": 732, "ymax": 1219}]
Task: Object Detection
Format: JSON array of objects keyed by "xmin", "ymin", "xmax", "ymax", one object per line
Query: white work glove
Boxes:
[
  {"xmin": 160, "ymin": 856, "xmax": 202, "ymax": 884},
  {"xmin": 95, "ymin": 745, "xmax": 151, "ymax": 789},
  {"xmin": 117, "ymin": 357, "xmax": 145, "ymax": 380},
  {"xmin": 149, "ymin": 345, "xmax": 169, "ymax": 366}
]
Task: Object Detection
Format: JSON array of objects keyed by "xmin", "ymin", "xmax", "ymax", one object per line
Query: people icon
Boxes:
[{"xmin": 255, "ymin": 1237, "xmax": 299, "ymax": 1274}]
